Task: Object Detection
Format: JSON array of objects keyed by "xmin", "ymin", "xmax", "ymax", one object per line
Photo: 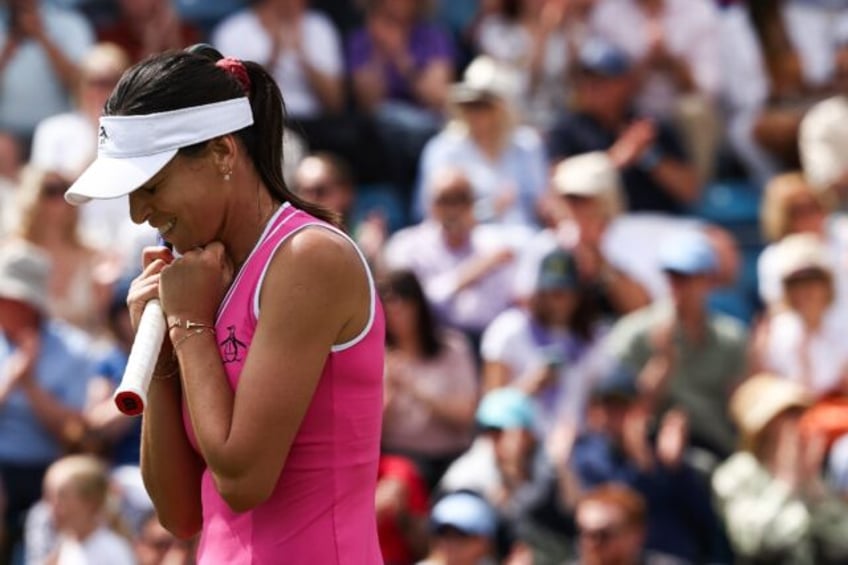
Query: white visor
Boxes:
[{"xmin": 65, "ymin": 98, "xmax": 254, "ymax": 205}]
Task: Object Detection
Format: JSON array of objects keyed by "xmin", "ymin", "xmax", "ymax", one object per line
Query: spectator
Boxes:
[
  {"xmin": 0, "ymin": 241, "xmax": 95, "ymax": 563},
  {"xmin": 383, "ymin": 169, "xmax": 525, "ymax": 346},
  {"xmin": 0, "ymin": 0, "xmax": 94, "ymax": 143},
  {"xmin": 571, "ymin": 484, "xmax": 670, "ymax": 565},
  {"xmin": 417, "ymin": 491, "xmax": 499, "ymax": 565},
  {"xmin": 483, "ymin": 248, "xmax": 608, "ymax": 435},
  {"xmin": 778, "ymin": 0, "xmax": 848, "ymax": 97},
  {"xmin": 514, "ymin": 152, "xmax": 651, "ymax": 318},
  {"xmin": 415, "ymin": 55, "xmax": 548, "ymax": 226},
  {"xmin": 757, "ymin": 172, "xmax": 848, "ymax": 315},
  {"xmin": 82, "ymin": 275, "xmax": 141, "ymax": 467},
  {"xmin": 377, "ymin": 455, "xmax": 430, "ymax": 565},
  {"xmin": 751, "ymin": 233, "xmax": 848, "ymax": 398},
  {"xmin": 713, "ymin": 373, "xmax": 848, "ymax": 565},
  {"xmin": 134, "ymin": 512, "xmax": 195, "ymax": 565},
  {"xmin": 293, "ymin": 152, "xmax": 388, "ymax": 267},
  {"xmin": 716, "ymin": 0, "xmax": 776, "ymax": 186},
  {"xmin": 591, "ymin": 0, "xmax": 721, "ymax": 182},
  {"xmin": 97, "ymin": 0, "xmax": 201, "ymax": 64},
  {"xmin": 474, "ymin": 0, "xmax": 597, "ymax": 129},
  {"xmin": 547, "ymin": 39, "xmax": 699, "ymax": 215},
  {"xmin": 747, "ymin": 0, "xmax": 848, "ymax": 171},
  {"xmin": 443, "ymin": 388, "xmax": 576, "ymax": 564},
  {"xmin": 14, "ymin": 167, "xmax": 113, "ymax": 334},
  {"xmin": 30, "ymin": 42, "xmax": 132, "ymax": 248},
  {"xmin": 213, "ymin": 0, "xmax": 344, "ymax": 119},
  {"xmin": 294, "ymin": 153, "xmax": 356, "ymax": 225},
  {"xmin": 562, "ymin": 363, "xmax": 722, "ymax": 563},
  {"xmin": 604, "ymin": 230, "xmax": 747, "ymax": 460},
  {"xmin": 380, "ymin": 270, "xmax": 479, "ymax": 490},
  {"xmin": 799, "ymin": 95, "xmax": 848, "ymax": 202},
  {"xmin": 348, "ymin": 0, "xmax": 454, "ymax": 115},
  {"xmin": 347, "ymin": 0, "xmax": 456, "ymax": 191},
  {"xmin": 36, "ymin": 454, "xmax": 135, "ymax": 564}
]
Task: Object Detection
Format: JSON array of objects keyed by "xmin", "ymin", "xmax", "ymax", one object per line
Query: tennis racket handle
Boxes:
[{"xmin": 114, "ymin": 299, "xmax": 166, "ymax": 416}]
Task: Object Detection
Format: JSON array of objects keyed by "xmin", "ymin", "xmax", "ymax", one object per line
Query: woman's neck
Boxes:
[{"xmin": 222, "ymin": 188, "xmax": 281, "ymax": 272}]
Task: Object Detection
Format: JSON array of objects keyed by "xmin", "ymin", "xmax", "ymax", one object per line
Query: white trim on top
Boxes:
[
  {"xmin": 215, "ymin": 202, "xmax": 292, "ymax": 323},
  {"xmin": 252, "ymin": 223, "xmax": 376, "ymax": 353}
]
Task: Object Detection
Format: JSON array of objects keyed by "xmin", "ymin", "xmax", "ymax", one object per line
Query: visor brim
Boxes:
[{"xmin": 65, "ymin": 150, "xmax": 178, "ymax": 205}]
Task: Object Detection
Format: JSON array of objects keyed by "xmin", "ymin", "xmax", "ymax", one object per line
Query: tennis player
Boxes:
[{"xmin": 65, "ymin": 45, "xmax": 384, "ymax": 564}]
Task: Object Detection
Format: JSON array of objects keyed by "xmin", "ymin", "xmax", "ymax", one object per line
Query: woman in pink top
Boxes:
[{"xmin": 64, "ymin": 45, "xmax": 385, "ymax": 564}]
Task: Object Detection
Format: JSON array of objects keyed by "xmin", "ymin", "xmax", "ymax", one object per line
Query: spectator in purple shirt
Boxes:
[{"xmin": 347, "ymin": 0, "xmax": 457, "ymax": 200}]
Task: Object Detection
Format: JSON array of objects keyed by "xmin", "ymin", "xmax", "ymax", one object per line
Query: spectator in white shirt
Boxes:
[
  {"xmin": 473, "ymin": 0, "xmax": 597, "ymax": 129},
  {"xmin": 414, "ymin": 56, "xmax": 548, "ymax": 226},
  {"xmin": 800, "ymin": 95, "xmax": 848, "ymax": 202},
  {"xmin": 384, "ymin": 168, "xmax": 528, "ymax": 345},
  {"xmin": 757, "ymin": 172, "xmax": 848, "ymax": 316},
  {"xmin": 751, "ymin": 233, "xmax": 848, "ymax": 398},
  {"xmin": 30, "ymin": 42, "xmax": 131, "ymax": 249},
  {"xmin": 40, "ymin": 455, "xmax": 136, "ymax": 565},
  {"xmin": 212, "ymin": 0, "xmax": 344, "ymax": 119},
  {"xmin": 514, "ymin": 152, "xmax": 650, "ymax": 318},
  {"xmin": 482, "ymin": 248, "xmax": 608, "ymax": 436}
]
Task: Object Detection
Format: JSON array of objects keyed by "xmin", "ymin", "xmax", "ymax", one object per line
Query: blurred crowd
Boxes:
[{"xmin": 5, "ymin": 0, "xmax": 848, "ymax": 564}]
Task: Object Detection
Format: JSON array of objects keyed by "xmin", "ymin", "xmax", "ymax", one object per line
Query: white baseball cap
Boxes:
[
  {"xmin": 65, "ymin": 97, "xmax": 254, "ymax": 205},
  {"xmin": 799, "ymin": 95, "xmax": 848, "ymax": 192}
]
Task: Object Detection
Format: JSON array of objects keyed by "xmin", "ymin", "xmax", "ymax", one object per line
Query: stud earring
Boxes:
[{"xmin": 223, "ymin": 170, "xmax": 232, "ymax": 181}]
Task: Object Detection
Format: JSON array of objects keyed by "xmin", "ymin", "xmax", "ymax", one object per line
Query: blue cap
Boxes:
[
  {"xmin": 476, "ymin": 388, "xmax": 535, "ymax": 430},
  {"xmin": 536, "ymin": 249, "xmax": 579, "ymax": 291},
  {"xmin": 431, "ymin": 492, "xmax": 497, "ymax": 538},
  {"xmin": 592, "ymin": 363, "xmax": 639, "ymax": 401},
  {"xmin": 578, "ymin": 38, "xmax": 632, "ymax": 77},
  {"xmin": 658, "ymin": 230, "xmax": 717, "ymax": 276}
]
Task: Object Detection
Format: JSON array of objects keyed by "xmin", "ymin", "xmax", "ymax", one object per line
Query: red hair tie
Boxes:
[{"xmin": 216, "ymin": 57, "xmax": 251, "ymax": 95}]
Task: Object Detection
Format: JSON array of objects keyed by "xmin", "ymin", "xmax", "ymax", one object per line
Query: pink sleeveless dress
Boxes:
[{"xmin": 182, "ymin": 203, "xmax": 385, "ymax": 564}]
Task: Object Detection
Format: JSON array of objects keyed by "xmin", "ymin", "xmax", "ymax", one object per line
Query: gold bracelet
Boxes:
[
  {"xmin": 168, "ymin": 317, "xmax": 215, "ymax": 332},
  {"xmin": 152, "ymin": 365, "xmax": 180, "ymax": 381},
  {"xmin": 171, "ymin": 327, "xmax": 214, "ymax": 353}
]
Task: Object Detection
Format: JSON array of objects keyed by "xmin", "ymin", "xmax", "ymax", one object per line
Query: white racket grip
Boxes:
[{"xmin": 114, "ymin": 299, "xmax": 167, "ymax": 415}]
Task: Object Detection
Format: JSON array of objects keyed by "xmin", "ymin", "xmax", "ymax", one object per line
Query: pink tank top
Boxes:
[{"xmin": 182, "ymin": 203, "xmax": 385, "ymax": 564}]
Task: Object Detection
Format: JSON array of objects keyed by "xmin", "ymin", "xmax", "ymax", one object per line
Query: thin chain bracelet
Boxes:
[{"xmin": 171, "ymin": 327, "xmax": 214, "ymax": 354}]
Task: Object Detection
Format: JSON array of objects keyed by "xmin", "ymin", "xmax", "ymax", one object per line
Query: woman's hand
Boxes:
[
  {"xmin": 160, "ymin": 242, "xmax": 234, "ymax": 326},
  {"xmin": 128, "ymin": 246, "xmax": 175, "ymax": 374}
]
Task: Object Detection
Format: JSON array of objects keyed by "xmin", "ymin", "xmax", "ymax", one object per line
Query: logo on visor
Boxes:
[{"xmin": 98, "ymin": 125, "xmax": 109, "ymax": 145}]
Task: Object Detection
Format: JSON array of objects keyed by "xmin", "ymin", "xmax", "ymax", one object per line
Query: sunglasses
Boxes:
[
  {"xmin": 299, "ymin": 183, "xmax": 336, "ymax": 199},
  {"xmin": 434, "ymin": 192, "xmax": 473, "ymax": 207},
  {"xmin": 578, "ymin": 523, "xmax": 626, "ymax": 544},
  {"xmin": 434, "ymin": 525, "xmax": 475, "ymax": 539},
  {"xmin": 788, "ymin": 201, "xmax": 822, "ymax": 218}
]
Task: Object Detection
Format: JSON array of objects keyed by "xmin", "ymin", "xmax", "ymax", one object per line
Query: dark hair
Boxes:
[
  {"xmin": 104, "ymin": 44, "xmax": 339, "ymax": 227},
  {"xmin": 379, "ymin": 270, "xmax": 443, "ymax": 359},
  {"xmin": 530, "ymin": 286, "xmax": 598, "ymax": 343}
]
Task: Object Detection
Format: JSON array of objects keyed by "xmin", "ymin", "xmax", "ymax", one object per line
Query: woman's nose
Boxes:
[{"xmin": 128, "ymin": 191, "xmax": 151, "ymax": 225}]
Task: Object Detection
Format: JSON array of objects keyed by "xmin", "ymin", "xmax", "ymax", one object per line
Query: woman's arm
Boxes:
[
  {"xmin": 140, "ymin": 376, "xmax": 205, "ymax": 539},
  {"xmin": 130, "ymin": 248, "xmax": 204, "ymax": 539},
  {"xmin": 165, "ymin": 230, "xmax": 367, "ymax": 512}
]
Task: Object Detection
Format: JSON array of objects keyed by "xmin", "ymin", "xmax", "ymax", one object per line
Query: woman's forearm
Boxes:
[{"xmin": 140, "ymin": 376, "xmax": 204, "ymax": 539}]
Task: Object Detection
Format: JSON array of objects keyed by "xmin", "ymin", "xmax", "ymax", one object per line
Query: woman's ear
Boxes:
[{"xmin": 209, "ymin": 134, "xmax": 239, "ymax": 175}]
